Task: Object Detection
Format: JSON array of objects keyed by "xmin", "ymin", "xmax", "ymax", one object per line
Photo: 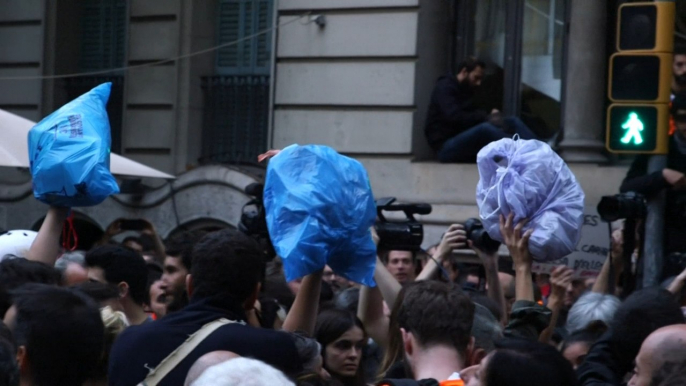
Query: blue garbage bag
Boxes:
[
  {"xmin": 476, "ymin": 138, "xmax": 585, "ymax": 262},
  {"xmin": 264, "ymin": 144, "xmax": 377, "ymax": 286},
  {"xmin": 28, "ymin": 82, "xmax": 120, "ymax": 207}
]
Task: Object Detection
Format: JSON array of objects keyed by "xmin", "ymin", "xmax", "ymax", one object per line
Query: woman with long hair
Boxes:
[{"xmin": 314, "ymin": 309, "xmax": 367, "ymax": 386}]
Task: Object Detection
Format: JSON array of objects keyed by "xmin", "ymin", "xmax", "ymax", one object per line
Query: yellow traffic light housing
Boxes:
[
  {"xmin": 606, "ymin": 104, "xmax": 669, "ymax": 154},
  {"xmin": 606, "ymin": 1, "xmax": 675, "ymax": 155},
  {"xmin": 608, "ymin": 52, "xmax": 673, "ymax": 103},
  {"xmin": 617, "ymin": 2, "xmax": 675, "ymax": 52}
]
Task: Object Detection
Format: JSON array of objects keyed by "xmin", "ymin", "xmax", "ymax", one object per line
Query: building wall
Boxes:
[
  {"xmin": 272, "ymin": 0, "xmax": 423, "ymax": 155},
  {"xmin": 0, "ymin": 0, "xmax": 633, "ymax": 251},
  {"xmin": 0, "ymin": 0, "xmax": 46, "ymax": 122},
  {"xmin": 270, "ymin": 0, "xmax": 630, "ymax": 248}
]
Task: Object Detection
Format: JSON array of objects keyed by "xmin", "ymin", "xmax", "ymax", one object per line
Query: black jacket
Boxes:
[
  {"xmin": 424, "ymin": 73, "xmax": 488, "ymax": 151},
  {"xmin": 576, "ymin": 331, "xmax": 633, "ymax": 386},
  {"xmin": 108, "ymin": 295, "xmax": 302, "ymax": 386},
  {"xmin": 620, "ymin": 135, "xmax": 686, "ymax": 254}
]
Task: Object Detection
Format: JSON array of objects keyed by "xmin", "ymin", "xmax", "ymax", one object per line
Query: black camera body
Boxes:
[
  {"xmin": 597, "ymin": 192, "xmax": 647, "ymax": 222},
  {"xmin": 375, "ymin": 197, "xmax": 431, "ymax": 251},
  {"xmin": 238, "ymin": 183, "xmax": 276, "ymax": 260},
  {"xmin": 464, "ymin": 218, "xmax": 501, "ymax": 254}
]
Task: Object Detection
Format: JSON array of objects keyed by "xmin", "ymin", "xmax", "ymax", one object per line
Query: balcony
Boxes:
[{"xmin": 200, "ymin": 75, "xmax": 270, "ymax": 165}]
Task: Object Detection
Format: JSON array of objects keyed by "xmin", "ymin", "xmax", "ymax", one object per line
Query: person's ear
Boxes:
[
  {"xmin": 469, "ymin": 348, "xmax": 487, "ymax": 367},
  {"xmin": 186, "ymin": 274, "xmax": 194, "ymax": 298},
  {"xmin": 17, "ymin": 345, "xmax": 29, "ymax": 376},
  {"xmin": 401, "ymin": 328, "xmax": 413, "ymax": 356},
  {"xmin": 118, "ymin": 282, "xmax": 129, "ymax": 299},
  {"xmin": 243, "ymin": 282, "xmax": 261, "ymax": 311}
]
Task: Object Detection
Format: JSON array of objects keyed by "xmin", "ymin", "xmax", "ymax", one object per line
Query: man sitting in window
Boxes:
[{"xmin": 425, "ymin": 58, "xmax": 537, "ymax": 163}]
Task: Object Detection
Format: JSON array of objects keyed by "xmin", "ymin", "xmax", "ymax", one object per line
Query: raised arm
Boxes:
[
  {"xmin": 472, "ymin": 243, "xmax": 507, "ymax": 325},
  {"xmin": 282, "ymin": 270, "xmax": 323, "ymax": 336},
  {"xmin": 592, "ymin": 229, "xmax": 624, "ymax": 295},
  {"xmin": 141, "ymin": 219, "xmax": 167, "ymax": 264},
  {"xmin": 539, "ymin": 266, "xmax": 573, "ymax": 344},
  {"xmin": 417, "ymin": 224, "xmax": 466, "ymax": 282},
  {"xmin": 500, "ymin": 214, "xmax": 552, "ymax": 340},
  {"xmin": 501, "ymin": 214, "xmax": 534, "ymax": 302},
  {"xmin": 26, "ymin": 206, "xmax": 68, "ymax": 266}
]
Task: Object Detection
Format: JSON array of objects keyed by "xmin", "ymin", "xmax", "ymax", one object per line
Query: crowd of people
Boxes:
[
  {"xmin": 0, "ymin": 201, "xmax": 685, "ymax": 386},
  {"xmin": 0, "ymin": 46, "xmax": 686, "ymax": 386}
]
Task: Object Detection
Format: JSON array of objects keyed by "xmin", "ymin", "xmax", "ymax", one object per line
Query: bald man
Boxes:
[
  {"xmin": 628, "ymin": 325, "xmax": 686, "ymax": 386},
  {"xmin": 184, "ymin": 351, "xmax": 240, "ymax": 386}
]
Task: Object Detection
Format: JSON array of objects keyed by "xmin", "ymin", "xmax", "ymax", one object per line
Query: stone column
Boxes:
[{"xmin": 559, "ymin": 0, "xmax": 608, "ymax": 163}]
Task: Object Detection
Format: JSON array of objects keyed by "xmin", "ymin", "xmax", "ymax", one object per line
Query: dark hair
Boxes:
[
  {"xmin": 257, "ymin": 296, "xmax": 284, "ymax": 329},
  {"xmin": 469, "ymin": 292, "xmax": 503, "ymax": 327},
  {"xmin": 145, "ymin": 263, "xmax": 163, "ymax": 306},
  {"xmin": 71, "ymin": 281, "xmax": 120, "ymax": 303},
  {"xmin": 11, "ymin": 284, "xmax": 104, "ymax": 386},
  {"xmin": 0, "ymin": 336, "xmax": 18, "ymax": 386},
  {"xmin": 137, "ymin": 233, "xmax": 156, "ymax": 253},
  {"xmin": 165, "ymin": 230, "xmax": 209, "ymax": 271},
  {"xmin": 397, "ymin": 281, "xmax": 475, "ymax": 356},
  {"xmin": 0, "ymin": 259, "xmax": 61, "ymax": 318},
  {"xmin": 264, "ymin": 274, "xmax": 296, "ymax": 311},
  {"xmin": 85, "ymin": 245, "xmax": 148, "ymax": 305},
  {"xmin": 296, "ymin": 373, "xmax": 345, "ymax": 386},
  {"xmin": 378, "ymin": 250, "xmax": 417, "ymax": 266},
  {"xmin": 485, "ymin": 339, "xmax": 578, "ymax": 386},
  {"xmin": 610, "ymin": 288, "xmax": 685, "ymax": 361},
  {"xmin": 315, "ymin": 309, "xmax": 367, "ymax": 386},
  {"xmin": 190, "ymin": 229, "xmax": 265, "ymax": 302},
  {"xmin": 675, "ymin": 42, "xmax": 686, "ymax": 56},
  {"xmin": 456, "ymin": 57, "xmax": 486, "ymax": 73},
  {"xmin": 562, "ymin": 320, "xmax": 608, "ymax": 354}
]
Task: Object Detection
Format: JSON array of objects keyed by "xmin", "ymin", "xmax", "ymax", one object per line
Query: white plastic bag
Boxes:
[{"xmin": 476, "ymin": 138, "xmax": 585, "ymax": 262}]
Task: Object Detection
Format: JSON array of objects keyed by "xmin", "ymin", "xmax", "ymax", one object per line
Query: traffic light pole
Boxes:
[
  {"xmin": 642, "ymin": 155, "xmax": 666, "ymax": 288},
  {"xmin": 641, "ymin": 0, "xmax": 673, "ymax": 289}
]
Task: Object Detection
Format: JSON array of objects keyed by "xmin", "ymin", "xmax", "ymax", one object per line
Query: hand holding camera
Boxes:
[{"xmin": 433, "ymin": 224, "xmax": 467, "ymax": 260}]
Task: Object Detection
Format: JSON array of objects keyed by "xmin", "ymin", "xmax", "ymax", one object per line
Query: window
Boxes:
[
  {"xmin": 216, "ymin": 0, "xmax": 273, "ymax": 75},
  {"xmin": 455, "ymin": 0, "xmax": 567, "ymax": 140},
  {"xmin": 202, "ymin": 0, "xmax": 274, "ymax": 165},
  {"xmin": 59, "ymin": 0, "xmax": 127, "ymax": 153},
  {"xmin": 80, "ymin": 0, "xmax": 127, "ymax": 71}
]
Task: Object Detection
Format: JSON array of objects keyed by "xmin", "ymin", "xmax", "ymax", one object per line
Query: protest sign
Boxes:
[{"xmin": 532, "ymin": 207, "xmax": 610, "ymax": 278}]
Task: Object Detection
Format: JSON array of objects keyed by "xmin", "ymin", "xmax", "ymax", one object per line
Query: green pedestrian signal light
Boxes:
[
  {"xmin": 606, "ymin": 104, "xmax": 668, "ymax": 154},
  {"xmin": 619, "ymin": 112, "xmax": 644, "ymax": 145}
]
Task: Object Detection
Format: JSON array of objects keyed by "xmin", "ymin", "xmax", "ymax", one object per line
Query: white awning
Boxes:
[{"xmin": 0, "ymin": 109, "xmax": 174, "ymax": 179}]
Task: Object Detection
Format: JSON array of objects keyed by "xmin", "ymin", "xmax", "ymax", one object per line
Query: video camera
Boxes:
[
  {"xmin": 375, "ymin": 197, "xmax": 431, "ymax": 251},
  {"xmin": 238, "ymin": 183, "xmax": 276, "ymax": 260},
  {"xmin": 597, "ymin": 192, "xmax": 647, "ymax": 222},
  {"xmin": 463, "ymin": 218, "xmax": 501, "ymax": 254}
]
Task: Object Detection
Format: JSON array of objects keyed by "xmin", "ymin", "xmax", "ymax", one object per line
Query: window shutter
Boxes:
[
  {"xmin": 217, "ymin": 0, "xmax": 273, "ymax": 75},
  {"xmin": 80, "ymin": 0, "xmax": 127, "ymax": 71}
]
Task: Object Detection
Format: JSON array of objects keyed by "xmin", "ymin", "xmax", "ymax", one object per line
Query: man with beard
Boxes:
[
  {"xmin": 162, "ymin": 230, "xmax": 208, "ymax": 314},
  {"xmin": 621, "ymin": 94, "xmax": 686, "ymax": 257},
  {"xmin": 424, "ymin": 57, "xmax": 537, "ymax": 163}
]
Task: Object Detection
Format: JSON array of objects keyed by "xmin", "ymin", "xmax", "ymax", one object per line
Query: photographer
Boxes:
[{"xmin": 621, "ymin": 94, "xmax": 686, "ymax": 257}]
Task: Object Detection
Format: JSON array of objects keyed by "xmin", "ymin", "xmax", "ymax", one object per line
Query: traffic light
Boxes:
[{"xmin": 606, "ymin": 2, "xmax": 674, "ymax": 154}]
